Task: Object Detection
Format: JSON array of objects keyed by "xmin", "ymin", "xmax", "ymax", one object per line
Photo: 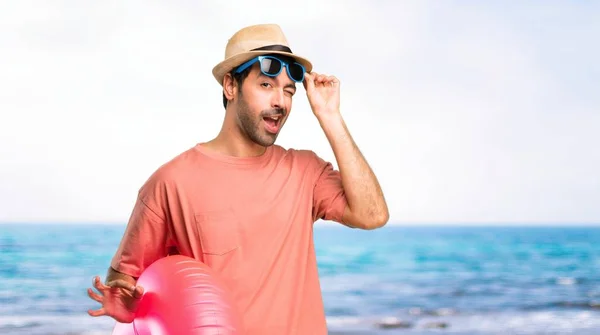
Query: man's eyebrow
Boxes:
[{"xmin": 284, "ymin": 83, "xmax": 297, "ymax": 90}]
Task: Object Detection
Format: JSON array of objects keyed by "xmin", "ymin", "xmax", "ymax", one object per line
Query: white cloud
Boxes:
[{"xmin": 0, "ymin": 1, "xmax": 598, "ymax": 224}]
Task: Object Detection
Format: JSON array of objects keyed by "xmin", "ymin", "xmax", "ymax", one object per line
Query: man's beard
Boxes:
[{"xmin": 236, "ymin": 95, "xmax": 285, "ymax": 147}]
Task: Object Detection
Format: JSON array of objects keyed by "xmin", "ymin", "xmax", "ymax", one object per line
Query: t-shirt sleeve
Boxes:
[
  {"xmin": 110, "ymin": 182, "xmax": 170, "ymax": 278},
  {"xmin": 311, "ymin": 152, "xmax": 348, "ymax": 223}
]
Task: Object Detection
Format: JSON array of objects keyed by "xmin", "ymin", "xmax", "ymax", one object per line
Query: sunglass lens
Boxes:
[
  {"xmin": 260, "ymin": 58, "xmax": 282, "ymax": 76},
  {"xmin": 288, "ymin": 63, "xmax": 304, "ymax": 82}
]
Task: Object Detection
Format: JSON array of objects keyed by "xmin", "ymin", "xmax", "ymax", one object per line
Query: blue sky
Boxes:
[{"xmin": 0, "ymin": 1, "xmax": 598, "ymax": 225}]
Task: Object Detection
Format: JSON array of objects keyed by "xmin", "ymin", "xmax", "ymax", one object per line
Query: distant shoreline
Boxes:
[{"xmin": 1, "ymin": 221, "xmax": 600, "ymax": 227}]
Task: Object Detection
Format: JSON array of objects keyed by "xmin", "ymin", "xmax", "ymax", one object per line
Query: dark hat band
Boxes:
[{"xmin": 251, "ymin": 44, "xmax": 293, "ymax": 53}]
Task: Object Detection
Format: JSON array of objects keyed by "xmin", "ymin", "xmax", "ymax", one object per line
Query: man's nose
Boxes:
[{"xmin": 271, "ymin": 89, "xmax": 284, "ymax": 109}]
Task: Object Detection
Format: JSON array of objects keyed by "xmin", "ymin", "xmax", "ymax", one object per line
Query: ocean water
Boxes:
[{"xmin": 1, "ymin": 223, "xmax": 600, "ymax": 334}]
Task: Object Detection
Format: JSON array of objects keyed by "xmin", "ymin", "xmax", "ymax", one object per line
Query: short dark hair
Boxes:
[
  {"xmin": 222, "ymin": 68, "xmax": 251, "ymax": 109},
  {"xmin": 222, "ymin": 53, "xmax": 299, "ymax": 109}
]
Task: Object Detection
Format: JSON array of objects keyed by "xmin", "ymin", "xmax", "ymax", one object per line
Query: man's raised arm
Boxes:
[{"xmin": 304, "ymin": 72, "xmax": 389, "ymax": 229}]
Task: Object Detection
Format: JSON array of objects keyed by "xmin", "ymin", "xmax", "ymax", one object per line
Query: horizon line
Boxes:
[{"xmin": 1, "ymin": 220, "xmax": 599, "ymax": 227}]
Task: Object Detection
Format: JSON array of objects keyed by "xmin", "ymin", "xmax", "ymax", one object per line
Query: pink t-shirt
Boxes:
[{"xmin": 110, "ymin": 143, "xmax": 348, "ymax": 334}]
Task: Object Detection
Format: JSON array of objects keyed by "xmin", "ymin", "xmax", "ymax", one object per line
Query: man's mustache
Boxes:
[{"xmin": 261, "ymin": 108, "xmax": 286, "ymax": 118}]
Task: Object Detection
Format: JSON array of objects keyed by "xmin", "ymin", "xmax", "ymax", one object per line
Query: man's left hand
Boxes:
[{"xmin": 303, "ymin": 72, "xmax": 341, "ymax": 121}]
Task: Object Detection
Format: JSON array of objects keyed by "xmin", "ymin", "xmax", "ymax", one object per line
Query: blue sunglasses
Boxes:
[{"xmin": 234, "ymin": 55, "xmax": 306, "ymax": 82}]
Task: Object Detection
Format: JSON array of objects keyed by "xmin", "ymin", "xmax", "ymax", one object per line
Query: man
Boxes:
[{"xmin": 87, "ymin": 23, "xmax": 389, "ymax": 334}]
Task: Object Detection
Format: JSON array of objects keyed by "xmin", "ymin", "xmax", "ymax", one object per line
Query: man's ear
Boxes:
[{"xmin": 223, "ymin": 73, "xmax": 236, "ymax": 102}]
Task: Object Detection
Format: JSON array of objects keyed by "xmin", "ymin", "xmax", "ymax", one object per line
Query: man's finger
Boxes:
[
  {"xmin": 87, "ymin": 288, "xmax": 103, "ymax": 303},
  {"xmin": 87, "ymin": 307, "xmax": 106, "ymax": 317},
  {"xmin": 92, "ymin": 276, "xmax": 109, "ymax": 292},
  {"xmin": 132, "ymin": 285, "xmax": 145, "ymax": 299},
  {"xmin": 106, "ymin": 279, "xmax": 137, "ymax": 292},
  {"xmin": 303, "ymin": 72, "xmax": 315, "ymax": 92},
  {"xmin": 302, "ymin": 72, "xmax": 310, "ymax": 88}
]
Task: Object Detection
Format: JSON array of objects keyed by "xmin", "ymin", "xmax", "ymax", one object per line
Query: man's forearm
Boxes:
[
  {"xmin": 106, "ymin": 266, "xmax": 137, "ymax": 285},
  {"xmin": 318, "ymin": 112, "xmax": 389, "ymax": 229}
]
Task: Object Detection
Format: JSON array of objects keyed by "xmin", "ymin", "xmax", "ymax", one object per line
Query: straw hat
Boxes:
[{"xmin": 212, "ymin": 24, "xmax": 313, "ymax": 86}]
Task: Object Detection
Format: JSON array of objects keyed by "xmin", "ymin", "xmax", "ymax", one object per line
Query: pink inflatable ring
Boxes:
[{"xmin": 111, "ymin": 255, "xmax": 242, "ymax": 335}]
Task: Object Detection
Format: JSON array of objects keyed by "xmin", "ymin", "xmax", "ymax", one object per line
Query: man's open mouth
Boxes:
[{"xmin": 263, "ymin": 114, "xmax": 282, "ymax": 133}]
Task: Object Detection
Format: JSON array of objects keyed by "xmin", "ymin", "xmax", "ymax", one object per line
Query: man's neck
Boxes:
[{"xmin": 202, "ymin": 129, "xmax": 267, "ymax": 158}]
